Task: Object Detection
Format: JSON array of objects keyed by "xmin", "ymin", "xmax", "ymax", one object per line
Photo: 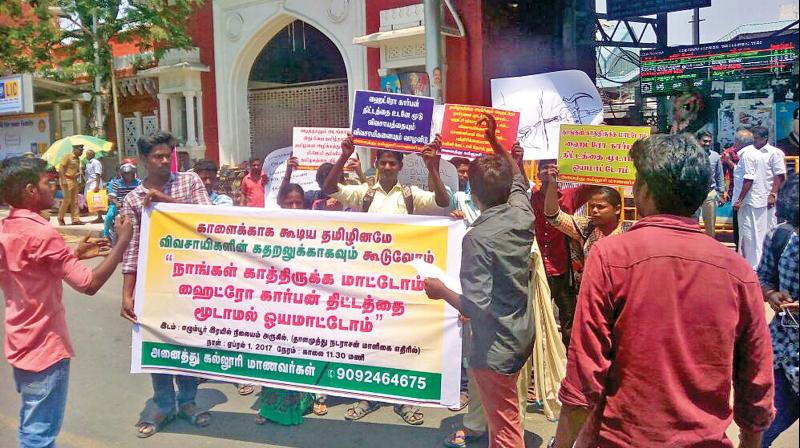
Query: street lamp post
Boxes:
[{"xmin": 92, "ymin": 11, "xmax": 104, "ymax": 137}]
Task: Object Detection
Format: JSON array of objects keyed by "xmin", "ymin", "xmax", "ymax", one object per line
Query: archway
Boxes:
[{"xmin": 247, "ymin": 20, "xmax": 349, "ymax": 160}]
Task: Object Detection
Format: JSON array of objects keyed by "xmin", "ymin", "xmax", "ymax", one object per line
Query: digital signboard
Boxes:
[
  {"xmin": 607, "ymin": 0, "xmax": 710, "ymax": 20},
  {"xmin": 640, "ymin": 35, "xmax": 798, "ymax": 96}
]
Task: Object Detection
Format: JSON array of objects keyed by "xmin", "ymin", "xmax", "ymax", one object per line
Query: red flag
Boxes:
[{"xmin": 170, "ymin": 146, "xmax": 178, "ymax": 173}]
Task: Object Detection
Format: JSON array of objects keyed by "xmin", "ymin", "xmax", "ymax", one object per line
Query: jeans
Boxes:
[
  {"xmin": 150, "ymin": 374, "xmax": 199, "ymax": 413},
  {"xmin": 103, "ymin": 204, "xmax": 118, "ymax": 238},
  {"xmin": 13, "ymin": 359, "xmax": 70, "ymax": 448},
  {"xmin": 761, "ymin": 368, "xmax": 798, "ymax": 447}
]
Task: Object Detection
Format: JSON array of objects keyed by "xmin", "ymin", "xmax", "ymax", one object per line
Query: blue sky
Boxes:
[{"xmin": 595, "ymin": 0, "xmax": 798, "ymax": 45}]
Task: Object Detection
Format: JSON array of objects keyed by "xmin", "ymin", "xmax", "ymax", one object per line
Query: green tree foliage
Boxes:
[{"xmin": 1, "ymin": 0, "xmax": 203, "ymax": 133}]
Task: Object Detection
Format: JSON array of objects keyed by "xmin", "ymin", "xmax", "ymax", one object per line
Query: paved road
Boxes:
[{"xmin": 0, "ymin": 256, "xmax": 796, "ymax": 447}]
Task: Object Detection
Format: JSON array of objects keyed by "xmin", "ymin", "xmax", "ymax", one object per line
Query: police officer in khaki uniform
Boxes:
[{"xmin": 58, "ymin": 144, "xmax": 85, "ymax": 225}]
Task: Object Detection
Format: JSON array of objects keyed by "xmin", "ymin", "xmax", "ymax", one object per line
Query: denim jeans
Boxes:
[
  {"xmin": 13, "ymin": 359, "xmax": 70, "ymax": 448},
  {"xmin": 761, "ymin": 368, "xmax": 799, "ymax": 447},
  {"xmin": 150, "ymin": 374, "xmax": 199, "ymax": 414},
  {"xmin": 102, "ymin": 204, "xmax": 118, "ymax": 238}
]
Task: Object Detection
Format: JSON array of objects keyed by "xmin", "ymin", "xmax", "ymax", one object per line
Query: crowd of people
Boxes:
[{"xmin": 0, "ymin": 110, "xmax": 798, "ymax": 448}]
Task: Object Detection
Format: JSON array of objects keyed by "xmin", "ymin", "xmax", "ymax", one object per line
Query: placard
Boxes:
[
  {"xmin": 398, "ymin": 154, "xmax": 459, "ymax": 194},
  {"xmin": 439, "ymin": 105, "xmax": 520, "ymax": 159},
  {"xmin": 558, "ymin": 124, "xmax": 651, "ymax": 187},
  {"xmin": 491, "ymin": 70, "xmax": 604, "ymax": 161},
  {"xmin": 292, "ymin": 127, "xmax": 352, "ymax": 171},
  {"xmin": 131, "ymin": 203, "xmax": 466, "ymax": 407},
  {"xmin": 351, "ymin": 90, "xmax": 434, "ymax": 153}
]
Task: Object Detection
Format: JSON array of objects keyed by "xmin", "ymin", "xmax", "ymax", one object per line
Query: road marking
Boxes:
[{"xmin": 0, "ymin": 413, "xmax": 115, "ymax": 448}]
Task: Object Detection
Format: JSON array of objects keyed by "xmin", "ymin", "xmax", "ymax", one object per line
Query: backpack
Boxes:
[
  {"xmin": 362, "ymin": 185, "xmax": 414, "ymax": 214},
  {"xmin": 765, "ymin": 223, "xmax": 796, "ymax": 288}
]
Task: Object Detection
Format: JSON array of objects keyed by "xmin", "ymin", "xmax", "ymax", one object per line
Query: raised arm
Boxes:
[
  {"xmin": 478, "ymin": 112, "xmax": 520, "ymax": 176},
  {"xmin": 280, "ymin": 156, "xmax": 298, "ymax": 192},
  {"xmin": 421, "ymin": 134, "xmax": 450, "ymax": 208},
  {"xmin": 323, "ymin": 134, "xmax": 354, "ymax": 195}
]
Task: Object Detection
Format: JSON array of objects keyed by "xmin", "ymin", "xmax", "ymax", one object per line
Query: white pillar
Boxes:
[
  {"xmin": 72, "ymin": 101, "xmax": 83, "ymax": 134},
  {"xmin": 196, "ymin": 91, "xmax": 204, "ymax": 146},
  {"xmin": 157, "ymin": 93, "xmax": 169, "ymax": 130},
  {"xmin": 169, "ymin": 93, "xmax": 184, "ymax": 141},
  {"xmin": 183, "ymin": 90, "xmax": 198, "ymax": 147},
  {"xmin": 52, "ymin": 103, "xmax": 62, "ymax": 140}
]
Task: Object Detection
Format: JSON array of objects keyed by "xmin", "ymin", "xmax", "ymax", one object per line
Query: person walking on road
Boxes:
[
  {"xmin": 0, "ymin": 156, "xmax": 133, "ymax": 448},
  {"xmin": 57, "ymin": 144, "xmax": 85, "ymax": 226},
  {"xmin": 84, "ymin": 149, "xmax": 105, "ymax": 223}
]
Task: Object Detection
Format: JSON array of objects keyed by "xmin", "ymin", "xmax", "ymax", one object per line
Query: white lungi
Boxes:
[{"xmin": 738, "ymin": 204, "xmax": 770, "ymax": 269}]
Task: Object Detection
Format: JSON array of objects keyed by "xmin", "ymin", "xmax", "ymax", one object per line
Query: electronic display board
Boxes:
[
  {"xmin": 606, "ymin": 0, "xmax": 710, "ymax": 20},
  {"xmin": 640, "ymin": 35, "xmax": 798, "ymax": 96}
]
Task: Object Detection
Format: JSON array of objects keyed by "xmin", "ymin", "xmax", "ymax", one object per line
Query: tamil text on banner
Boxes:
[
  {"xmin": 292, "ymin": 127, "xmax": 352, "ymax": 171},
  {"xmin": 439, "ymin": 105, "xmax": 520, "ymax": 159},
  {"xmin": 558, "ymin": 124, "xmax": 651, "ymax": 187},
  {"xmin": 491, "ymin": 70, "xmax": 603, "ymax": 160},
  {"xmin": 351, "ymin": 90, "xmax": 434, "ymax": 153},
  {"xmin": 131, "ymin": 204, "xmax": 466, "ymax": 407}
]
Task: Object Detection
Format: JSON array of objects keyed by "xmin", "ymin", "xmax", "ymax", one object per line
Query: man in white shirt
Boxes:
[
  {"xmin": 322, "ymin": 135, "xmax": 449, "ymax": 215},
  {"xmin": 84, "ymin": 150, "xmax": 105, "ymax": 223},
  {"xmin": 732, "ymin": 126, "xmax": 786, "ymax": 268},
  {"xmin": 322, "ymin": 134, "xmax": 448, "ymax": 426}
]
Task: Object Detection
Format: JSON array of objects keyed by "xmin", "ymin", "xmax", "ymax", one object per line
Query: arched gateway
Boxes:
[{"xmin": 212, "ymin": 0, "xmax": 367, "ymax": 166}]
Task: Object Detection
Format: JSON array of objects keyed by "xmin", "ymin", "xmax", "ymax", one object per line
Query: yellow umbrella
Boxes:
[{"xmin": 41, "ymin": 135, "xmax": 115, "ymax": 169}]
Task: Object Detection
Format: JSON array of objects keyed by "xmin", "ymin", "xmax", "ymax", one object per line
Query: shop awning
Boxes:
[{"xmin": 353, "ymin": 25, "xmax": 461, "ymax": 48}]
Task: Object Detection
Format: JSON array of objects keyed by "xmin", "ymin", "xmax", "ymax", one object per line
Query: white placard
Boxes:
[
  {"xmin": 398, "ymin": 153, "xmax": 459, "ymax": 193},
  {"xmin": 491, "ymin": 70, "xmax": 603, "ymax": 160},
  {"xmin": 261, "ymin": 146, "xmax": 320, "ymax": 210},
  {"xmin": 292, "ymin": 127, "xmax": 352, "ymax": 170}
]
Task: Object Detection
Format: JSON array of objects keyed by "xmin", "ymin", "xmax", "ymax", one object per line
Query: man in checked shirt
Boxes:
[{"xmin": 119, "ymin": 131, "xmax": 213, "ymax": 438}]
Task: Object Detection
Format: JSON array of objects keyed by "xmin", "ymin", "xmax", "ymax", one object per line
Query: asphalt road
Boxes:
[{"xmin": 0, "ymin": 256, "xmax": 796, "ymax": 448}]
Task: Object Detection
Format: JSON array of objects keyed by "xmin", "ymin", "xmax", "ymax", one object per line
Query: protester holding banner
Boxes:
[
  {"xmin": 423, "ymin": 113, "xmax": 535, "ymax": 448},
  {"xmin": 541, "ymin": 164, "xmax": 629, "ymax": 275},
  {"xmin": 277, "ymin": 156, "xmax": 309, "ymax": 210},
  {"xmin": 119, "ymin": 131, "xmax": 213, "ymax": 438},
  {"xmin": 322, "ymin": 135, "xmax": 449, "ymax": 215},
  {"xmin": 239, "ymin": 156, "xmax": 267, "ymax": 208},
  {"xmin": 0, "ymin": 156, "xmax": 133, "ymax": 448},
  {"xmin": 552, "ymin": 134, "xmax": 775, "ymax": 448},
  {"xmin": 324, "ymin": 135, "xmax": 447, "ymax": 425},
  {"xmin": 529, "ymin": 162, "xmax": 592, "ymax": 350}
]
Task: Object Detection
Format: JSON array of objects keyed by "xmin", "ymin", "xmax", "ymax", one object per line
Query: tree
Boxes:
[{"xmin": 0, "ymin": 0, "xmax": 204, "ymax": 136}]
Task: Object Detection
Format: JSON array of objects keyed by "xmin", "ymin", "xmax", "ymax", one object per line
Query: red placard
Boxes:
[{"xmin": 439, "ymin": 105, "xmax": 520, "ymax": 159}]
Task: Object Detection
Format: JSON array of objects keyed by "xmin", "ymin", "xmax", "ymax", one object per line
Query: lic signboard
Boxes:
[{"xmin": 0, "ymin": 74, "xmax": 34, "ymax": 116}]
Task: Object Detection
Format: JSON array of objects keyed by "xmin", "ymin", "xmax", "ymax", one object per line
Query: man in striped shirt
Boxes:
[{"xmin": 103, "ymin": 162, "xmax": 140, "ymax": 238}]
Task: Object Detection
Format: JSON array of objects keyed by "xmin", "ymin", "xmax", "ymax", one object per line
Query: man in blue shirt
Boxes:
[{"xmin": 193, "ymin": 159, "xmax": 233, "ymax": 206}]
